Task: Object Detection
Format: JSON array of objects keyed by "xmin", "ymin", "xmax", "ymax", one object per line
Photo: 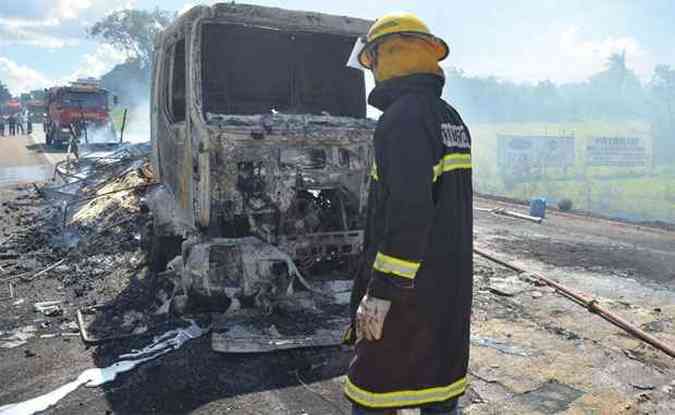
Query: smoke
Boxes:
[
  {"xmin": 118, "ymin": 99, "xmax": 150, "ymax": 143},
  {"xmin": 85, "ymin": 125, "xmax": 118, "ymax": 144},
  {"xmin": 70, "ymin": 99, "xmax": 150, "ymax": 145}
]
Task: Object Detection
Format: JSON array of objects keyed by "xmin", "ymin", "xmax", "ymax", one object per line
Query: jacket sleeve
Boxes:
[{"xmin": 368, "ymin": 103, "xmax": 435, "ymax": 301}]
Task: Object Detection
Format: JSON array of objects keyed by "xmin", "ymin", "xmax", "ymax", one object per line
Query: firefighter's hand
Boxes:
[{"xmin": 355, "ymin": 295, "xmax": 391, "ymax": 342}]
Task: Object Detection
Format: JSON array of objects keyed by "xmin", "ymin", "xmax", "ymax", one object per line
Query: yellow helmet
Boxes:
[{"xmin": 358, "ymin": 12, "xmax": 449, "ymax": 69}]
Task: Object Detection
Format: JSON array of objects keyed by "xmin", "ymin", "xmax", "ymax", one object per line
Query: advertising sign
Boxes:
[
  {"xmin": 497, "ymin": 135, "xmax": 576, "ymax": 176},
  {"xmin": 586, "ymin": 136, "xmax": 650, "ymax": 167}
]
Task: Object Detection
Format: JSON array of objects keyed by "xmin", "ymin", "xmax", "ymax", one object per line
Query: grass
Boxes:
[{"xmin": 471, "ymin": 120, "xmax": 675, "ymax": 223}]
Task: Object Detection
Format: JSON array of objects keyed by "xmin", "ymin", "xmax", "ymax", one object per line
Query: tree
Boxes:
[
  {"xmin": 88, "ymin": 8, "xmax": 173, "ymax": 68},
  {"xmin": 651, "ymin": 65, "xmax": 675, "ymax": 125},
  {"xmin": 587, "ymin": 51, "xmax": 645, "ymax": 119},
  {"xmin": 649, "ymin": 65, "xmax": 675, "ymax": 164},
  {"xmin": 0, "ymin": 81, "xmax": 11, "ymax": 104},
  {"xmin": 89, "ymin": 8, "xmax": 174, "ymax": 105}
]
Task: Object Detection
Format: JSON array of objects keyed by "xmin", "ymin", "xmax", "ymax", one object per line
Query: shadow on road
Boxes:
[
  {"xmin": 25, "ymin": 143, "xmax": 69, "ymax": 155},
  {"xmin": 92, "ymin": 337, "xmax": 351, "ymax": 414}
]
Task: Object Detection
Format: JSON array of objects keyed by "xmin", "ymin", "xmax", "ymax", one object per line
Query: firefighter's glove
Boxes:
[{"xmin": 355, "ymin": 295, "xmax": 391, "ymax": 342}]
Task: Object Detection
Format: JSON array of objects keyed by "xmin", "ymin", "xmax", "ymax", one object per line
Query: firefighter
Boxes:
[
  {"xmin": 344, "ymin": 12, "xmax": 473, "ymax": 414},
  {"xmin": 0, "ymin": 116, "xmax": 5, "ymax": 136},
  {"xmin": 26, "ymin": 113, "xmax": 33, "ymax": 135}
]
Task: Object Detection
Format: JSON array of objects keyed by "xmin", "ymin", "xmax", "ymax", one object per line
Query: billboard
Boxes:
[
  {"xmin": 586, "ymin": 136, "xmax": 651, "ymax": 167},
  {"xmin": 497, "ymin": 135, "xmax": 576, "ymax": 176}
]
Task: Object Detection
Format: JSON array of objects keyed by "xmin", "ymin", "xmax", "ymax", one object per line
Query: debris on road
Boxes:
[
  {"xmin": 0, "ymin": 326, "xmax": 36, "ymax": 349},
  {"xmin": 0, "ymin": 321, "xmax": 206, "ymax": 415},
  {"xmin": 34, "ymin": 301, "xmax": 64, "ymax": 317},
  {"xmin": 32, "ymin": 301, "xmax": 63, "ymax": 313}
]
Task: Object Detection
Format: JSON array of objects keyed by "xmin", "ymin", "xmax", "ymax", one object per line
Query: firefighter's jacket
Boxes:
[{"xmin": 346, "ymin": 74, "xmax": 473, "ymax": 409}]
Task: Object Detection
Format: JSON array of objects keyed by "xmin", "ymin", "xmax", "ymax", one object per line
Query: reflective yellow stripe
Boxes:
[
  {"xmin": 433, "ymin": 153, "xmax": 472, "ymax": 182},
  {"xmin": 370, "ymin": 162, "xmax": 379, "ymax": 181},
  {"xmin": 373, "ymin": 251, "xmax": 420, "ymax": 279},
  {"xmin": 345, "ymin": 376, "xmax": 467, "ymax": 409}
]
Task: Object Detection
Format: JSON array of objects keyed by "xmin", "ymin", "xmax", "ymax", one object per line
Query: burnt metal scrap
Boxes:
[
  {"xmin": 38, "ymin": 144, "xmax": 153, "ymax": 222},
  {"xmin": 147, "ymin": 3, "xmax": 375, "ymax": 351}
]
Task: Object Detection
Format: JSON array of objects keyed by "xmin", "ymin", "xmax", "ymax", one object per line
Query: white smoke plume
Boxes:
[{"xmin": 118, "ymin": 99, "xmax": 150, "ymax": 143}]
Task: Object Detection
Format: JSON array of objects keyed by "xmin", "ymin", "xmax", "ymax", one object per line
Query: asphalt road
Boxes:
[{"xmin": 0, "ymin": 127, "xmax": 67, "ymax": 188}]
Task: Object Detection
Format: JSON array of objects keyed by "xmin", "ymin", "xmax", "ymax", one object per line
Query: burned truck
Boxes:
[{"xmin": 149, "ymin": 4, "xmax": 374, "ymax": 352}]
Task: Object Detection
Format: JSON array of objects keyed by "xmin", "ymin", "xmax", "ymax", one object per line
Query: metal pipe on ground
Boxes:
[
  {"xmin": 496, "ymin": 208, "xmax": 543, "ymax": 224},
  {"xmin": 474, "ymin": 247, "xmax": 675, "ymax": 359},
  {"xmin": 475, "ymin": 207, "xmax": 543, "ymax": 224}
]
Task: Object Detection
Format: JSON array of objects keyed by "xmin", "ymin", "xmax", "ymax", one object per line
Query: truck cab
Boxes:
[
  {"xmin": 45, "ymin": 80, "xmax": 116, "ymax": 146},
  {"xmin": 150, "ymin": 3, "xmax": 375, "ymax": 351}
]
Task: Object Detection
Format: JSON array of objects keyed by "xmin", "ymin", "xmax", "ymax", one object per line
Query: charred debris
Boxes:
[{"xmin": 2, "ymin": 4, "xmax": 380, "ymax": 351}]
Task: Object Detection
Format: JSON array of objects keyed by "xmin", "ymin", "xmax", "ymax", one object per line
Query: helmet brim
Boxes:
[{"xmin": 357, "ymin": 32, "xmax": 449, "ymax": 69}]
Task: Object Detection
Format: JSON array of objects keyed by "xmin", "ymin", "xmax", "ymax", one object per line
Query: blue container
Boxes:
[{"xmin": 529, "ymin": 198, "xmax": 547, "ymax": 219}]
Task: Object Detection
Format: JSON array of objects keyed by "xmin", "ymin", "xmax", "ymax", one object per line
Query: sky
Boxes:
[{"xmin": 1, "ymin": 0, "xmax": 674, "ymax": 95}]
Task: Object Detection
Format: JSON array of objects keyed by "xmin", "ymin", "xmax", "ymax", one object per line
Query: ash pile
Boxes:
[{"xmin": 1, "ymin": 144, "xmax": 174, "ymax": 343}]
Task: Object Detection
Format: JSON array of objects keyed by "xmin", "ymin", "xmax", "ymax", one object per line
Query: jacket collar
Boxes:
[{"xmin": 368, "ymin": 74, "xmax": 445, "ymax": 112}]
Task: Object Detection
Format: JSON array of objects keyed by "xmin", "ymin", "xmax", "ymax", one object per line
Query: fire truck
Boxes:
[
  {"xmin": 44, "ymin": 79, "xmax": 117, "ymax": 146},
  {"xmin": 2, "ymin": 99, "xmax": 22, "ymax": 117}
]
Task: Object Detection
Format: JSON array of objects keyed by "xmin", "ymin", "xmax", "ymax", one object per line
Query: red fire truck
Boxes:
[
  {"xmin": 44, "ymin": 79, "xmax": 117, "ymax": 146},
  {"xmin": 2, "ymin": 99, "xmax": 22, "ymax": 117}
]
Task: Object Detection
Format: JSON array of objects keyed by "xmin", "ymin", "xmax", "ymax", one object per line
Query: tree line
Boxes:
[
  {"xmin": 441, "ymin": 53, "xmax": 674, "ymax": 163},
  {"xmin": 444, "ymin": 52, "xmax": 674, "ymax": 126}
]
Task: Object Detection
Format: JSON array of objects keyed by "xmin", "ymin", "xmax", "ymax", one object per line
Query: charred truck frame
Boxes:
[{"xmin": 150, "ymin": 4, "xmax": 374, "ymax": 351}]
